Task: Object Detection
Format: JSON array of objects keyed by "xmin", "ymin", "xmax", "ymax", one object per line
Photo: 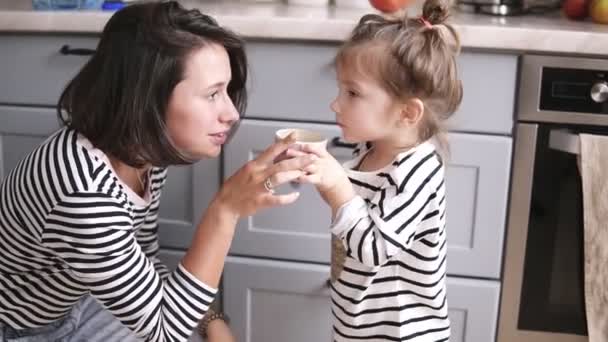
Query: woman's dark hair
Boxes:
[{"xmin": 57, "ymin": 0, "xmax": 247, "ymax": 167}]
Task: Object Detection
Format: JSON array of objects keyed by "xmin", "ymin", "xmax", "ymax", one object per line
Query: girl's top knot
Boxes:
[{"xmin": 422, "ymin": 0, "xmax": 451, "ymax": 25}]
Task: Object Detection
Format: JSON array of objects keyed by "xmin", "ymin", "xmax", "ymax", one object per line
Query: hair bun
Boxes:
[{"xmin": 422, "ymin": 0, "xmax": 451, "ymax": 25}]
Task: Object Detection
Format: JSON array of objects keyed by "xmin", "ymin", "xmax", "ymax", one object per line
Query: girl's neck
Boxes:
[{"xmin": 358, "ymin": 139, "xmax": 419, "ymax": 172}]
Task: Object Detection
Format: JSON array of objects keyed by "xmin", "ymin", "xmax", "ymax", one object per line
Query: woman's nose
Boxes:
[{"xmin": 220, "ymin": 98, "xmax": 240, "ymax": 124}]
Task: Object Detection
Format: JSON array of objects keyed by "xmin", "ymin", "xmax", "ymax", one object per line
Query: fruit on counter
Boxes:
[
  {"xmin": 590, "ymin": 0, "xmax": 608, "ymax": 24},
  {"xmin": 369, "ymin": 0, "xmax": 411, "ymax": 13},
  {"xmin": 563, "ymin": 0, "xmax": 589, "ymax": 19}
]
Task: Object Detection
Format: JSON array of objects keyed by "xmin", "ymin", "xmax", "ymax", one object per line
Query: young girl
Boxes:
[
  {"xmin": 0, "ymin": 2, "xmax": 311, "ymax": 341},
  {"xmin": 296, "ymin": 0, "xmax": 462, "ymax": 340}
]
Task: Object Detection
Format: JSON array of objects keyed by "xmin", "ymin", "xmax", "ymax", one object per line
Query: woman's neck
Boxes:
[{"xmin": 108, "ymin": 157, "xmax": 149, "ymax": 197}]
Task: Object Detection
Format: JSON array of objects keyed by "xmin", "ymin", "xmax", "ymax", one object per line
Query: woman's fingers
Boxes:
[
  {"xmin": 255, "ymin": 133, "xmax": 296, "ymax": 165},
  {"xmin": 265, "ymin": 192, "xmax": 301, "ymax": 206},
  {"xmin": 270, "ymin": 170, "xmax": 304, "ymax": 186},
  {"xmin": 264, "ymin": 154, "xmax": 315, "ymax": 179}
]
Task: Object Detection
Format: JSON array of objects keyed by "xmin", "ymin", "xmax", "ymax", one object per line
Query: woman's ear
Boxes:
[{"xmin": 398, "ymin": 98, "xmax": 425, "ymax": 126}]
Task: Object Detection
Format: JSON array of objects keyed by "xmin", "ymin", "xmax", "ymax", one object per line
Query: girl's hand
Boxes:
[
  {"xmin": 293, "ymin": 144, "xmax": 347, "ymax": 192},
  {"xmin": 215, "ymin": 134, "xmax": 316, "ymax": 219},
  {"xmin": 291, "ymin": 144, "xmax": 356, "ymax": 211}
]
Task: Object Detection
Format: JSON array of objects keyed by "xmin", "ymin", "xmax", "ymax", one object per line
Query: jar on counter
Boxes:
[{"xmin": 32, "ymin": 0, "xmax": 103, "ymax": 10}]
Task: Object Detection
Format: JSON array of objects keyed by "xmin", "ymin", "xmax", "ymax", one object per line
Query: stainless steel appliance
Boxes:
[
  {"xmin": 498, "ymin": 55, "xmax": 608, "ymax": 342},
  {"xmin": 457, "ymin": 0, "xmax": 560, "ymax": 16},
  {"xmin": 457, "ymin": 0, "xmax": 524, "ymax": 16}
]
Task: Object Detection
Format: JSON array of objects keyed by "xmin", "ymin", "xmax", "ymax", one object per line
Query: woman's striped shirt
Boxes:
[{"xmin": 0, "ymin": 127, "xmax": 215, "ymax": 342}]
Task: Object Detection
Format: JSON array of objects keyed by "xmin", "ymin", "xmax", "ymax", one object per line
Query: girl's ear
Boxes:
[{"xmin": 398, "ymin": 97, "xmax": 425, "ymax": 127}]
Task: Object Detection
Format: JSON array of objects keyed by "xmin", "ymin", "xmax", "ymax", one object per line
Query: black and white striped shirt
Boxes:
[
  {"xmin": 0, "ymin": 127, "xmax": 215, "ymax": 342},
  {"xmin": 331, "ymin": 141, "xmax": 450, "ymax": 342}
]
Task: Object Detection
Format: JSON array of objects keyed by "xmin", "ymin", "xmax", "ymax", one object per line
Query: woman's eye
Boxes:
[
  {"xmin": 347, "ymin": 90, "xmax": 359, "ymax": 97},
  {"xmin": 208, "ymin": 91, "xmax": 219, "ymax": 100}
]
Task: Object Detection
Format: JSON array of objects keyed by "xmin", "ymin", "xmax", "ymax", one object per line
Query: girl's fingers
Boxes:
[
  {"xmin": 299, "ymin": 143, "xmax": 329, "ymax": 157},
  {"xmin": 297, "ymin": 174, "xmax": 321, "ymax": 185},
  {"xmin": 301, "ymin": 163, "xmax": 318, "ymax": 175}
]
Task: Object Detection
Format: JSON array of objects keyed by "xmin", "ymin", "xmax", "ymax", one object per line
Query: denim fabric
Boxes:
[{"xmin": 0, "ymin": 295, "xmax": 204, "ymax": 342}]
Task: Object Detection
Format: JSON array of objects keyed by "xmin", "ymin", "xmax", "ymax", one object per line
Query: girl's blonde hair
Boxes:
[{"xmin": 335, "ymin": 0, "xmax": 463, "ymax": 153}]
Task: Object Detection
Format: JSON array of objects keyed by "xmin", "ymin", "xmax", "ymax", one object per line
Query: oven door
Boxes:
[{"xmin": 498, "ymin": 123, "xmax": 590, "ymax": 342}]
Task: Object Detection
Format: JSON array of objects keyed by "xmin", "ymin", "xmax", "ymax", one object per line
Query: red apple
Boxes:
[
  {"xmin": 369, "ymin": 0, "xmax": 411, "ymax": 13},
  {"xmin": 563, "ymin": 0, "xmax": 590, "ymax": 19},
  {"xmin": 590, "ymin": 0, "xmax": 608, "ymax": 24}
]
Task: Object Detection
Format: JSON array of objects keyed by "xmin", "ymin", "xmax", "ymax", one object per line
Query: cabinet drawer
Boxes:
[
  {"xmin": 224, "ymin": 120, "xmax": 511, "ymax": 278},
  {"xmin": 0, "ymin": 106, "xmax": 60, "ymax": 180},
  {"xmin": 223, "ymin": 256, "xmax": 500, "ymax": 342},
  {"xmin": 223, "ymin": 256, "xmax": 332, "ymax": 342},
  {"xmin": 0, "ymin": 35, "xmax": 98, "ymax": 106},
  {"xmin": 448, "ymin": 277, "xmax": 501, "ymax": 342},
  {"xmin": 246, "ymin": 41, "xmax": 516, "ymax": 134}
]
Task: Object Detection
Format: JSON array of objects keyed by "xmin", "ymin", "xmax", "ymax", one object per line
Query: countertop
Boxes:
[{"xmin": 0, "ymin": 0, "xmax": 607, "ymax": 56}]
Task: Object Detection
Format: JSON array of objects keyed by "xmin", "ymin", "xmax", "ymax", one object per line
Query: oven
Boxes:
[{"xmin": 498, "ymin": 55, "xmax": 608, "ymax": 342}]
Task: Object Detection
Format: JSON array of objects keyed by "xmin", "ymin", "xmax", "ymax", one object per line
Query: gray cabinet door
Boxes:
[
  {"xmin": 446, "ymin": 133, "xmax": 512, "ymax": 279},
  {"xmin": 447, "ymin": 277, "xmax": 501, "ymax": 342},
  {"xmin": 0, "ymin": 105, "xmax": 217, "ymax": 251},
  {"xmin": 156, "ymin": 158, "xmax": 220, "ymax": 250},
  {"xmin": 223, "ymin": 257, "xmax": 500, "ymax": 342},
  {"xmin": 225, "ymin": 120, "xmax": 511, "ymax": 279},
  {"xmin": 157, "ymin": 249, "xmax": 185, "ymax": 271},
  {"xmin": 223, "ymin": 119, "xmax": 354, "ymax": 263},
  {"xmin": 223, "ymin": 256, "xmax": 333, "ymax": 342}
]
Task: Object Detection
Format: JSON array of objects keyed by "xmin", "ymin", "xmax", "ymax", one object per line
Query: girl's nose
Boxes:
[{"xmin": 330, "ymin": 98, "xmax": 339, "ymax": 114}]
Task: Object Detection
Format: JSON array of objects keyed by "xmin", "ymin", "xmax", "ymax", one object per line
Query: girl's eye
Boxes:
[{"xmin": 347, "ymin": 90, "xmax": 359, "ymax": 97}]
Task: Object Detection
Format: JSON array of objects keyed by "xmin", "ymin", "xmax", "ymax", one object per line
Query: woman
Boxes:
[{"xmin": 0, "ymin": 2, "xmax": 312, "ymax": 341}]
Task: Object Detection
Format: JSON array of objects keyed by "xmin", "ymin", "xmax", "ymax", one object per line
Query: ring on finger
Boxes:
[{"xmin": 263, "ymin": 177, "xmax": 275, "ymax": 194}]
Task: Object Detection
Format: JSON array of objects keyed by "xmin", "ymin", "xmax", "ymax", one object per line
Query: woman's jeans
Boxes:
[{"xmin": 0, "ymin": 295, "xmax": 203, "ymax": 341}]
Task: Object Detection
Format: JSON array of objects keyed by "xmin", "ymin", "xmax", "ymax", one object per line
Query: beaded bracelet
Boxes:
[{"xmin": 198, "ymin": 311, "xmax": 230, "ymax": 338}]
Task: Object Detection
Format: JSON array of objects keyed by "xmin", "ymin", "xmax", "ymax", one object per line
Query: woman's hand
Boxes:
[{"xmin": 214, "ymin": 134, "xmax": 316, "ymax": 219}]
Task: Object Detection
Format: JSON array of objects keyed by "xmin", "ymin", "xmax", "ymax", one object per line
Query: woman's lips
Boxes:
[{"xmin": 209, "ymin": 132, "xmax": 228, "ymax": 145}]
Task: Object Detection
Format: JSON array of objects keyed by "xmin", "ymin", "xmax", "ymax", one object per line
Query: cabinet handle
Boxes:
[
  {"xmin": 330, "ymin": 137, "xmax": 357, "ymax": 149},
  {"xmin": 59, "ymin": 45, "xmax": 95, "ymax": 56}
]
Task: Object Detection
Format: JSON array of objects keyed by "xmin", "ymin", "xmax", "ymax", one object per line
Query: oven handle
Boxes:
[{"xmin": 549, "ymin": 129, "xmax": 580, "ymax": 155}]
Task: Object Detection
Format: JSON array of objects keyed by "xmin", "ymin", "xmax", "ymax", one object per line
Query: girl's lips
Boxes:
[{"xmin": 209, "ymin": 132, "xmax": 228, "ymax": 145}]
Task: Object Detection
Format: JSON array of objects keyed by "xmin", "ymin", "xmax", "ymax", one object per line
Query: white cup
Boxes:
[{"xmin": 275, "ymin": 128, "xmax": 328, "ymax": 149}]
